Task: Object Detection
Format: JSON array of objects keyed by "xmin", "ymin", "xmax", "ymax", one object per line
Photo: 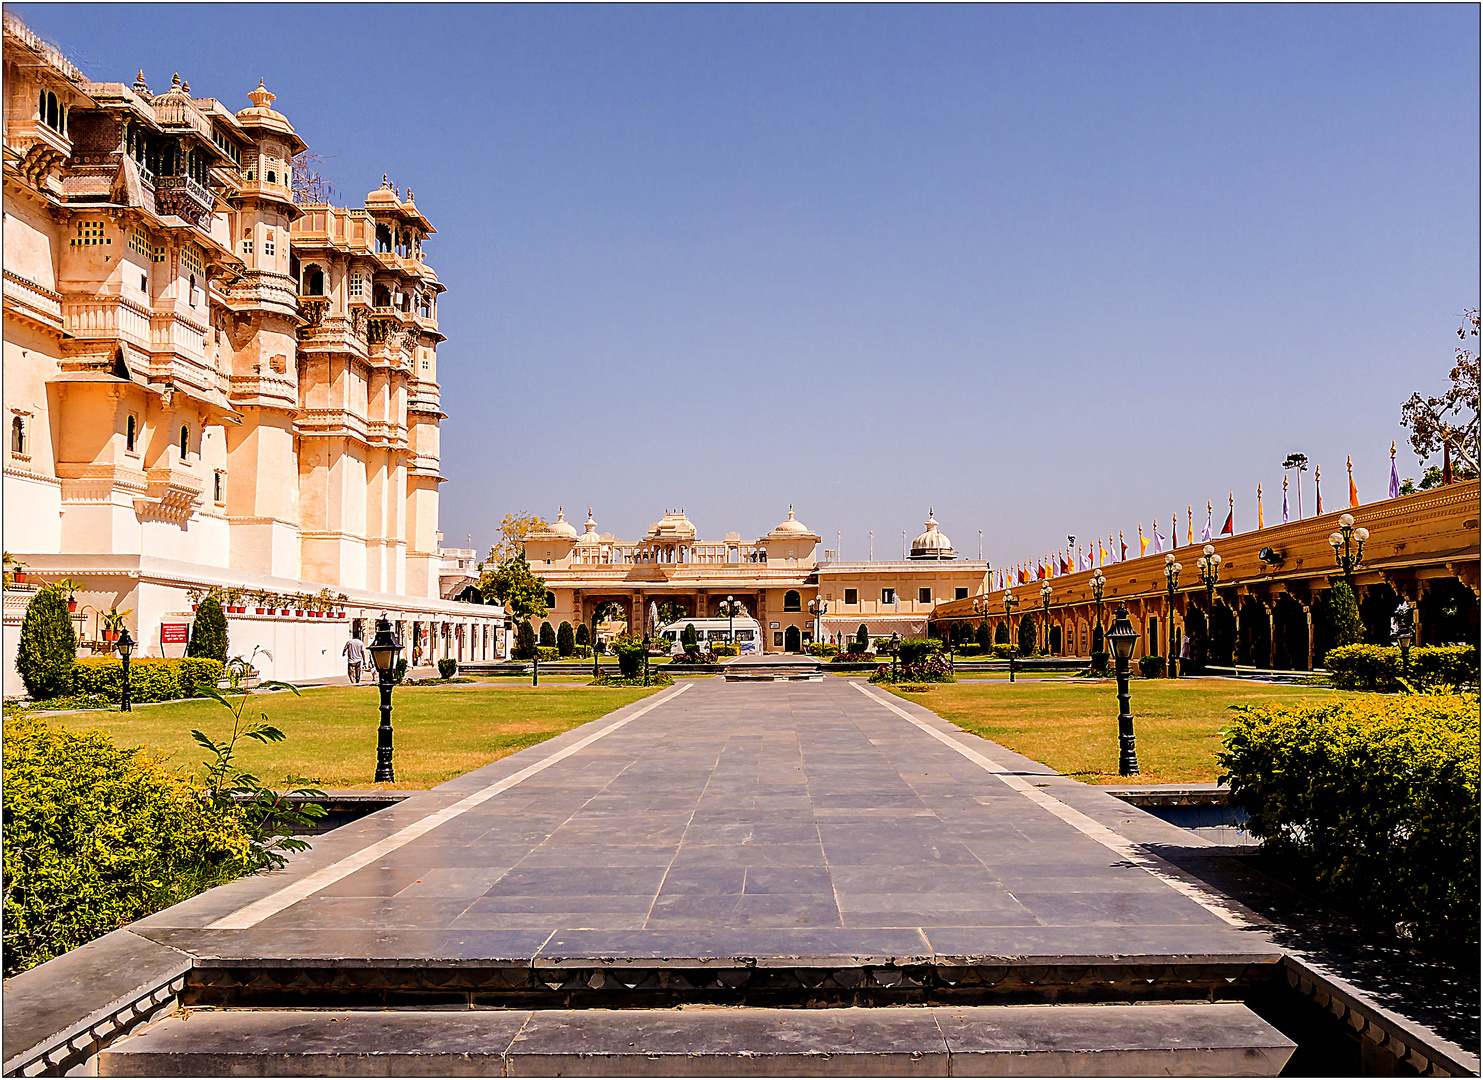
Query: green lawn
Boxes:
[
  {"xmin": 48, "ymin": 683, "xmax": 660, "ymax": 790},
  {"xmin": 887, "ymin": 677, "xmax": 1353, "ymax": 784}
]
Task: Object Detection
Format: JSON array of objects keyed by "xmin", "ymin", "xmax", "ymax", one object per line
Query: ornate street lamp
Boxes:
[
  {"xmin": 1163, "ymin": 553, "xmax": 1182, "ymax": 678},
  {"xmin": 889, "ymin": 632, "xmax": 901, "ymax": 682},
  {"xmin": 1328, "ymin": 513, "xmax": 1370, "ymax": 593},
  {"xmin": 807, "ymin": 595, "xmax": 827, "ymax": 655},
  {"xmin": 1196, "ymin": 544, "xmax": 1222, "ymax": 609},
  {"xmin": 1090, "ymin": 568, "xmax": 1105, "ymax": 652},
  {"xmin": 116, "ymin": 626, "xmax": 135, "ymax": 713},
  {"xmin": 367, "ymin": 617, "xmax": 403, "ymax": 782},
  {"xmin": 1105, "ymin": 604, "xmax": 1141, "ymax": 776},
  {"xmin": 1003, "ymin": 591, "xmax": 1019, "ymax": 682},
  {"xmin": 1039, "ymin": 581, "xmax": 1053, "ymax": 656}
]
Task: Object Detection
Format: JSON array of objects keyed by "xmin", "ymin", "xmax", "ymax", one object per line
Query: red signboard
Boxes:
[{"xmin": 161, "ymin": 623, "xmax": 189, "ymax": 644}]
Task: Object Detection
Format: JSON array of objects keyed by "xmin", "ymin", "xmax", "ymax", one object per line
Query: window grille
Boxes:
[{"xmin": 71, "ymin": 220, "xmax": 108, "ymax": 247}]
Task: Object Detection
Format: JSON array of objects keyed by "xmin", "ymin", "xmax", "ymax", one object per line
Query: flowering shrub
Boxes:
[
  {"xmin": 670, "ymin": 649, "xmax": 718, "ymax": 666},
  {"xmin": 869, "ymin": 653, "xmax": 955, "ymax": 684},
  {"xmin": 831, "ymin": 651, "xmax": 875, "ymax": 663}
]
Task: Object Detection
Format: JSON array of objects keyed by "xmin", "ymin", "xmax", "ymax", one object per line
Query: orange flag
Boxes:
[{"xmin": 1348, "ymin": 456, "xmax": 1358, "ymax": 507}]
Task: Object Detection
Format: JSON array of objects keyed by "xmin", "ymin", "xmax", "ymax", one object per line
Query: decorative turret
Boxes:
[{"xmin": 910, "ymin": 509, "xmax": 956, "ymax": 560}]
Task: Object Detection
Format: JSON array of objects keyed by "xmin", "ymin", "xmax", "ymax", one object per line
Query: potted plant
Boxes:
[
  {"xmin": 336, "ymin": 592, "xmax": 349, "ymax": 618},
  {"xmin": 101, "ymin": 607, "xmax": 131, "ymax": 643},
  {"xmin": 3, "ymin": 552, "xmax": 26, "ymax": 588},
  {"xmin": 53, "ymin": 577, "xmax": 83, "ymax": 613},
  {"xmin": 185, "ymin": 585, "xmax": 204, "ymax": 611},
  {"xmin": 252, "ymin": 588, "xmax": 273, "ymax": 615}
]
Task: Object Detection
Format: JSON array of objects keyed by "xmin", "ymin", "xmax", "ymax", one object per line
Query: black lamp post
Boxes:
[
  {"xmin": 1003, "ymin": 591, "xmax": 1019, "ymax": 682},
  {"xmin": 1106, "ymin": 604, "xmax": 1141, "ymax": 776},
  {"xmin": 643, "ymin": 632, "xmax": 650, "ymax": 686},
  {"xmin": 1039, "ymin": 581, "xmax": 1052, "ymax": 657},
  {"xmin": 1328, "ymin": 513, "xmax": 1370, "ymax": 593},
  {"xmin": 1090, "ymin": 569, "xmax": 1105, "ymax": 655},
  {"xmin": 890, "ymin": 632, "xmax": 900, "ymax": 681},
  {"xmin": 1163, "ymin": 553, "xmax": 1182, "ymax": 678},
  {"xmin": 116, "ymin": 626, "xmax": 134, "ymax": 712},
  {"xmin": 367, "ymin": 616, "xmax": 403, "ymax": 782},
  {"xmin": 726, "ymin": 594, "xmax": 737, "ymax": 647},
  {"xmin": 808, "ymin": 596, "xmax": 827, "ymax": 658}
]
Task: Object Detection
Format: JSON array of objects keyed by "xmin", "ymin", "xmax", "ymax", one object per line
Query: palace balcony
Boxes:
[
  {"xmin": 297, "ymin": 316, "xmax": 369, "ymax": 359},
  {"xmin": 153, "ymin": 174, "xmax": 215, "ymax": 223},
  {"xmin": 63, "ymin": 295, "xmax": 153, "ymax": 350},
  {"xmin": 3, "ymin": 269, "xmax": 63, "ymax": 331}
]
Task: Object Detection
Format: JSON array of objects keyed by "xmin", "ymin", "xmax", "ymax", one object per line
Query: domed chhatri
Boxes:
[
  {"xmin": 771, "ymin": 504, "xmax": 811, "ymax": 536},
  {"xmin": 547, "ymin": 507, "xmax": 578, "ymax": 539},
  {"xmin": 575, "ymin": 508, "xmax": 601, "ymax": 546},
  {"xmin": 910, "ymin": 508, "xmax": 956, "ymax": 560}
]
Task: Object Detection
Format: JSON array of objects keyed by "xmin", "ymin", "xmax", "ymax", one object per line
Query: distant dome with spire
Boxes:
[
  {"xmin": 771, "ymin": 505, "xmax": 811, "ymax": 536},
  {"xmin": 910, "ymin": 509, "xmax": 956, "ymax": 560},
  {"xmin": 575, "ymin": 508, "xmax": 601, "ymax": 546},
  {"xmin": 547, "ymin": 507, "xmax": 578, "ymax": 539}
]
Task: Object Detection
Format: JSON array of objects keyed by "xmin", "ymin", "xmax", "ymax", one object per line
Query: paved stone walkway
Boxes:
[{"xmin": 128, "ymin": 675, "xmax": 1269, "ymax": 968}]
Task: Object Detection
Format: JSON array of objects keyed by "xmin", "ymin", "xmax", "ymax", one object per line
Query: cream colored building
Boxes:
[
  {"xmin": 524, "ymin": 507, "xmax": 987, "ymax": 653},
  {"xmin": 1, "ymin": 14, "xmax": 500, "ymax": 691}
]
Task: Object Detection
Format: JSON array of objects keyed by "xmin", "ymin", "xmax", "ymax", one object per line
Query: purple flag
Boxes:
[{"xmin": 1389, "ymin": 456, "xmax": 1400, "ymax": 499}]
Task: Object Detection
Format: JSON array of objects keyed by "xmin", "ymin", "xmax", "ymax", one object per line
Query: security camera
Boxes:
[{"xmin": 1258, "ymin": 547, "xmax": 1284, "ymax": 566}]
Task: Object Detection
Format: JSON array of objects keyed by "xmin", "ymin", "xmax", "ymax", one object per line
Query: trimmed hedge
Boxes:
[
  {"xmin": 1324, "ymin": 644, "xmax": 1478, "ymax": 692},
  {"xmin": 71, "ymin": 657, "xmax": 223, "ymax": 703},
  {"xmin": 1138, "ymin": 655, "xmax": 1166, "ymax": 678},
  {"xmin": 1219, "ymin": 693, "xmax": 1479, "ymax": 948},
  {"xmin": 536, "ymin": 646, "xmax": 560, "ymax": 662},
  {"xmin": 437, "ymin": 658, "xmax": 458, "ymax": 679},
  {"xmin": 3, "ymin": 717, "xmax": 250, "ymax": 975}
]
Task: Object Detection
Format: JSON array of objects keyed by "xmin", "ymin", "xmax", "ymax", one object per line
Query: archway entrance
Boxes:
[{"xmin": 784, "ymin": 625, "xmax": 801, "ymax": 653}]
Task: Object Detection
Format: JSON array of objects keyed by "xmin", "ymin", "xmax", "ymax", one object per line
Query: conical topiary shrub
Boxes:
[
  {"xmin": 557, "ymin": 621, "xmax": 574, "ymax": 657},
  {"xmin": 539, "ymin": 621, "xmax": 556, "ymax": 649},
  {"xmin": 16, "ymin": 587, "xmax": 77, "ymax": 700},
  {"xmin": 187, "ymin": 593, "xmax": 228, "ymax": 662},
  {"xmin": 575, "ymin": 623, "xmax": 590, "ymax": 647},
  {"xmin": 513, "ymin": 620, "xmax": 536, "ymax": 660}
]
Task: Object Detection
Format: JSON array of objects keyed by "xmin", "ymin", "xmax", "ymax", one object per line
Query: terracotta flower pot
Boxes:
[
  {"xmin": 256, "ymin": 607, "xmax": 266, "ymax": 615},
  {"xmin": 295, "ymin": 609, "xmax": 304, "ymax": 617},
  {"xmin": 67, "ymin": 600, "xmax": 77, "ymax": 613}
]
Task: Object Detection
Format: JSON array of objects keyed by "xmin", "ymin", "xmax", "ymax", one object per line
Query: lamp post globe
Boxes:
[
  {"xmin": 1090, "ymin": 569, "xmax": 1106, "ymax": 656},
  {"xmin": 1163, "ymin": 554, "xmax": 1182, "ymax": 678},
  {"xmin": 116, "ymin": 626, "xmax": 135, "ymax": 713},
  {"xmin": 368, "ymin": 616, "xmax": 403, "ymax": 782},
  {"xmin": 1105, "ymin": 604, "xmax": 1141, "ymax": 775},
  {"xmin": 1330, "ymin": 515, "xmax": 1368, "ymax": 590}
]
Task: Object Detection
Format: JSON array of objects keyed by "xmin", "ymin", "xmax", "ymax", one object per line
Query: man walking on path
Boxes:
[{"xmin": 342, "ymin": 630, "xmax": 365, "ymax": 684}]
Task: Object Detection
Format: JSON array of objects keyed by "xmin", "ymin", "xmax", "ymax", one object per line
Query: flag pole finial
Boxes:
[{"xmin": 1391, "ymin": 441, "xmax": 1396, "ymax": 459}]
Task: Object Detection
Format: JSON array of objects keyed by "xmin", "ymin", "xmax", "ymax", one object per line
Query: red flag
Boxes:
[{"xmin": 1221, "ymin": 493, "xmax": 1234, "ymax": 535}]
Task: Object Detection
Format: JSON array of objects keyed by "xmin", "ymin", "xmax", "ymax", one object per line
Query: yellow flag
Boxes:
[{"xmin": 1138, "ymin": 524, "xmax": 1149, "ymax": 557}]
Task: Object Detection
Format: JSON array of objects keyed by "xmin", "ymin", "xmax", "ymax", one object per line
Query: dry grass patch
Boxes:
[
  {"xmin": 51, "ymin": 684, "xmax": 660, "ymax": 790},
  {"xmin": 887, "ymin": 677, "xmax": 1350, "ymax": 784}
]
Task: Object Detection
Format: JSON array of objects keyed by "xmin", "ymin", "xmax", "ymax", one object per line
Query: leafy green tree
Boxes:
[
  {"xmin": 479, "ymin": 554, "xmax": 548, "ymax": 646},
  {"xmin": 16, "ymin": 587, "xmax": 76, "ymax": 700},
  {"xmin": 575, "ymin": 622, "xmax": 590, "ymax": 647},
  {"xmin": 855, "ymin": 624, "xmax": 870, "ymax": 653},
  {"xmin": 513, "ymin": 621, "xmax": 536, "ymax": 661},
  {"xmin": 682, "ymin": 623, "xmax": 698, "ymax": 648},
  {"xmin": 485, "ymin": 511, "xmax": 549, "ymax": 563},
  {"xmin": 657, "ymin": 599, "xmax": 688, "ymax": 626},
  {"xmin": 1316, "ymin": 582, "xmax": 1365, "ymax": 656},
  {"xmin": 995, "ymin": 621, "xmax": 1010, "ymax": 645},
  {"xmin": 1017, "ymin": 615, "xmax": 1036, "ymax": 655},
  {"xmin": 976, "ymin": 620, "xmax": 992, "ymax": 650},
  {"xmin": 187, "ymin": 593, "xmax": 228, "ymax": 662},
  {"xmin": 557, "ymin": 621, "xmax": 575, "ymax": 657},
  {"xmin": 539, "ymin": 622, "xmax": 556, "ymax": 649}
]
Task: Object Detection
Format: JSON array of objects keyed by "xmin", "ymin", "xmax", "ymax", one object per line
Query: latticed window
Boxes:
[
  {"xmin": 181, "ymin": 244, "xmax": 204, "ymax": 276},
  {"xmin": 242, "ymin": 238, "xmax": 253, "ymax": 255},
  {"xmin": 263, "ymin": 238, "xmax": 275, "ymax": 257},
  {"xmin": 348, "ymin": 272, "xmax": 363, "ymax": 298},
  {"xmin": 151, "ymin": 245, "xmax": 165, "ymax": 263},
  {"xmin": 129, "ymin": 228, "xmax": 150, "ymax": 256},
  {"xmin": 70, "ymin": 220, "xmax": 108, "ymax": 247}
]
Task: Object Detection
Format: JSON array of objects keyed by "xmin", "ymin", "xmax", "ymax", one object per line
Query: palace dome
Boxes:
[
  {"xmin": 910, "ymin": 509, "xmax": 956, "ymax": 560},
  {"xmin": 648, "ymin": 509, "xmax": 696, "ymax": 541},
  {"xmin": 575, "ymin": 508, "xmax": 601, "ymax": 546},
  {"xmin": 771, "ymin": 506, "xmax": 811, "ymax": 536},
  {"xmin": 547, "ymin": 507, "xmax": 578, "ymax": 539}
]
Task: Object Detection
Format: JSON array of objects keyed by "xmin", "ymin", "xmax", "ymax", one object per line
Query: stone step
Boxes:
[{"xmin": 99, "ymin": 1003, "xmax": 1295, "ymax": 1076}]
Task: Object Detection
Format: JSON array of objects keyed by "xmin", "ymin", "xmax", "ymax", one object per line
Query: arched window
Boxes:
[
  {"xmin": 10, "ymin": 416, "xmax": 26, "ymax": 456},
  {"xmin": 188, "ymin": 274, "xmax": 198, "ymax": 307},
  {"xmin": 303, "ymin": 265, "xmax": 324, "ymax": 295},
  {"xmin": 45, "ymin": 92, "xmax": 59, "ymax": 132},
  {"xmin": 784, "ymin": 590, "xmax": 802, "ymax": 612},
  {"xmin": 125, "ymin": 415, "xmax": 137, "ymax": 452},
  {"xmin": 179, "ymin": 425, "xmax": 189, "ymax": 459},
  {"xmin": 545, "ymin": 591, "xmax": 556, "ymax": 609}
]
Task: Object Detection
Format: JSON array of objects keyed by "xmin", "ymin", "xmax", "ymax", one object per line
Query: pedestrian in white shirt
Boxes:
[{"xmin": 342, "ymin": 631, "xmax": 365, "ymax": 684}]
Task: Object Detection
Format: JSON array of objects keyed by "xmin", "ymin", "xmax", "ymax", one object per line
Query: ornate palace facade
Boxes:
[
  {"xmin": 525, "ymin": 508, "xmax": 988, "ymax": 653},
  {"xmin": 1, "ymin": 13, "xmax": 500, "ymax": 689}
]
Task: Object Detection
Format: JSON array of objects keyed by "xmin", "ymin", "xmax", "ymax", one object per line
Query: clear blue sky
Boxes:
[{"xmin": 20, "ymin": 3, "xmax": 1478, "ymax": 566}]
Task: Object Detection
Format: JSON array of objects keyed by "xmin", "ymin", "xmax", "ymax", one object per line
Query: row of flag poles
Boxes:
[{"xmin": 984, "ymin": 444, "xmax": 1411, "ymax": 594}]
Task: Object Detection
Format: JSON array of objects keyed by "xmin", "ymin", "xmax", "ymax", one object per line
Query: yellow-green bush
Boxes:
[
  {"xmin": 1324, "ymin": 644, "xmax": 1478, "ymax": 692},
  {"xmin": 70, "ymin": 657, "xmax": 222, "ymax": 702},
  {"xmin": 1219, "ymin": 693, "xmax": 1479, "ymax": 948},
  {"xmin": 2, "ymin": 717, "xmax": 251, "ymax": 976}
]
